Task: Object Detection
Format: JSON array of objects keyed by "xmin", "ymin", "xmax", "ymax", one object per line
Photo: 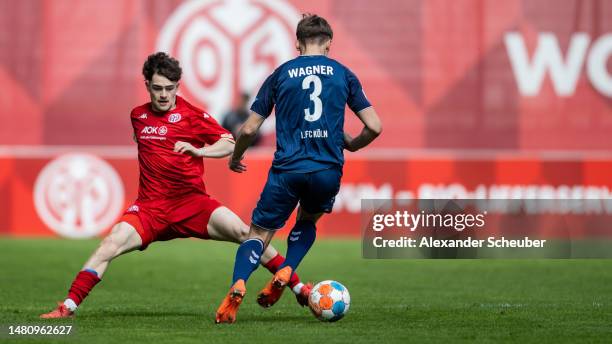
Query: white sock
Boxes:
[
  {"xmin": 292, "ymin": 282, "xmax": 304, "ymax": 295},
  {"xmin": 63, "ymin": 298, "xmax": 77, "ymax": 312}
]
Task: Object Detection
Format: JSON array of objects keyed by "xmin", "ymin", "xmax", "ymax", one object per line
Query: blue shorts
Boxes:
[{"xmin": 251, "ymin": 166, "xmax": 342, "ymax": 231}]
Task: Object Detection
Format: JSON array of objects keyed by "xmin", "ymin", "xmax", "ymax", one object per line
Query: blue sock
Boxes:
[
  {"xmin": 280, "ymin": 220, "xmax": 317, "ymax": 272},
  {"xmin": 232, "ymin": 238, "xmax": 264, "ymax": 285}
]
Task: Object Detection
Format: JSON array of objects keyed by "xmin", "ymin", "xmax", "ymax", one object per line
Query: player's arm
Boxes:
[
  {"xmin": 174, "ymin": 138, "xmax": 235, "ymax": 158},
  {"xmin": 228, "ymin": 112, "xmax": 265, "ymax": 173},
  {"xmin": 344, "ymin": 106, "xmax": 382, "ymax": 152},
  {"xmin": 201, "ymin": 137, "xmax": 235, "ymax": 158}
]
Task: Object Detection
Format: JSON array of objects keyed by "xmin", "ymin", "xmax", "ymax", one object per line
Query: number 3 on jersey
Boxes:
[{"xmin": 302, "ymin": 75, "xmax": 323, "ymax": 122}]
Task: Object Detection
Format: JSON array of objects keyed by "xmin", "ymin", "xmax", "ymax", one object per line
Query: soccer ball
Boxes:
[{"xmin": 308, "ymin": 280, "xmax": 350, "ymax": 322}]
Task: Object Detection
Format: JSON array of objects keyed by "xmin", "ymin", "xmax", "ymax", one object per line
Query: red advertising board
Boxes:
[{"xmin": 1, "ymin": 150, "xmax": 611, "ymax": 238}]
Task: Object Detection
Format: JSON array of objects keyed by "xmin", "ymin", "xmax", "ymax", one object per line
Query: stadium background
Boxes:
[{"xmin": 0, "ymin": 0, "xmax": 611, "ymax": 239}]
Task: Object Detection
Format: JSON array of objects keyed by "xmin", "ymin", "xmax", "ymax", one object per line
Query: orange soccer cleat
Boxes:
[
  {"xmin": 256, "ymin": 266, "xmax": 293, "ymax": 308},
  {"xmin": 215, "ymin": 279, "xmax": 246, "ymax": 324},
  {"xmin": 40, "ymin": 302, "xmax": 74, "ymax": 319},
  {"xmin": 295, "ymin": 282, "xmax": 313, "ymax": 307}
]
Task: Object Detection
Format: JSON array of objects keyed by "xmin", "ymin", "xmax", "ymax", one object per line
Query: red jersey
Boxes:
[{"xmin": 130, "ymin": 96, "xmax": 232, "ymax": 201}]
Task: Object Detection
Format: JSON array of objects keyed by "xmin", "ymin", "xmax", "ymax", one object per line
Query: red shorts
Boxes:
[{"xmin": 119, "ymin": 193, "xmax": 222, "ymax": 250}]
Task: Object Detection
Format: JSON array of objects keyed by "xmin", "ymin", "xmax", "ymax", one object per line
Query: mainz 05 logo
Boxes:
[
  {"xmin": 157, "ymin": 0, "xmax": 300, "ymax": 118},
  {"xmin": 33, "ymin": 154, "xmax": 125, "ymax": 239}
]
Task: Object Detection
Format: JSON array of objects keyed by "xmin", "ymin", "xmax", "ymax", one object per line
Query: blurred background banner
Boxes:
[
  {"xmin": 1, "ymin": 153, "xmax": 611, "ymax": 238},
  {"xmin": 1, "ymin": 0, "xmax": 611, "ymax": 238}
]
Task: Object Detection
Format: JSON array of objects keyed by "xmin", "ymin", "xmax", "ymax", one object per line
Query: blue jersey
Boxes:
[{"xmin": 251, "ymin": 55, "xmax": 371, "ymax": 173}]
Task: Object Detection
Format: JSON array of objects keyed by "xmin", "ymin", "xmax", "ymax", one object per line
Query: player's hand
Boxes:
[
  {"xmin": 174, "ymin": 141, "xmax": 203, "ymax": 157},
  {"xmin": 343, "ymin": 133, "xmax": 356, "ymax": 152},
  {"xmin": 229, "ymin": 155, "xmax": 247, "ymax": 173}
]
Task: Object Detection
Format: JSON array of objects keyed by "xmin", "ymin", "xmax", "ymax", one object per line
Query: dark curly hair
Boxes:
[
  {"xmin": 296, "ymin": 14, "xmax": 333, "ymax": 46},
  {"xmin": 142, "ymin": 52, "xmax": 182, "ymax": 82}
]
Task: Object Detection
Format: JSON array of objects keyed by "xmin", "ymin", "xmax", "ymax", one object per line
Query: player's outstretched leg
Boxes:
[
  {"xmin": 215, "ymin": 225, "xmax": 273, "ymax": 324},
  {"xmin": 257, "ymin": 209, "xmax": 320, "ymax": 308},
  {"xmin": 40, "ymin": 222, "xmax": 142, "ymax": 318},
  {"xmin": 207, "ymin": 207, "xmax": 311, "ymax": 307}
]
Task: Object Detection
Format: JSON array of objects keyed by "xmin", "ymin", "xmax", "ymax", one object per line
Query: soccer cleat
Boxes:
[
  {"xmin": 215, "ymin": 279, "xmax": 246, "ymax": 324},
  {"xmin": 40, "ymin": 302, "xmax": 74, "ymax": 319},
  {"xmin": 256, "ymin": 266, "xmax": 292, "ymax": 308},
  {"xmin": 295, "ymin": 282, "xmax": 313, "ymax": 307}
]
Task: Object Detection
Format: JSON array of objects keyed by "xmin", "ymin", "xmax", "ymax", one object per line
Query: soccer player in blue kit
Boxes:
[{"xmin": 215, "ymin": 14, "xmax": 382, "ymax": 323}]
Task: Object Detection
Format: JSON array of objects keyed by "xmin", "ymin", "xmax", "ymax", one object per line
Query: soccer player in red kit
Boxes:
[{"xmin": 40, "ymin": 52, "xmax": 311, "ymax": 319}]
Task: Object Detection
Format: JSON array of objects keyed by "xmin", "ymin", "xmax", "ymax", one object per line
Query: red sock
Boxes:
[
  {"xmin": 263, "ymin": 253, "xmax": 301, "ymax": 289},
  {"xmin": 66, "ymin": 270, "xmax": 101, "ymax": 306}
]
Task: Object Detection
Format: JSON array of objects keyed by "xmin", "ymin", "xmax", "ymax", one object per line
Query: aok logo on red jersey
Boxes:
[{"xmin": 141, "ymin": 126, "xmax": 168, "ymax": 135}]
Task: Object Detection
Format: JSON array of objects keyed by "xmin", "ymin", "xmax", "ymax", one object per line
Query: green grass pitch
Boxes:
[{"xmin": 1, "ymin": 238, "xmax": 611, "ymax": 343}]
